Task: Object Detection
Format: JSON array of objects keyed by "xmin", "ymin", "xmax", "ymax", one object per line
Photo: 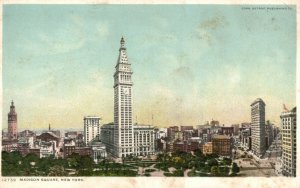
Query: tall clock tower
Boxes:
[
  {"xmin": 8, "ymin": 100, "xmax": 18, "ymax": 140},
  {"xmin": 113, "ymin": 37, "xmax": 134, "ymax": 157}
]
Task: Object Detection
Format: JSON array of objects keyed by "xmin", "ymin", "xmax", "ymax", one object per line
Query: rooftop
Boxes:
[
  {"xmin": 280, "ymin": 106, "xmax": 297, "ymax": 117},
  {"xmin": 251, "ymin": 98, "xmax": 265, "ymax": 106},
  {"xmin": 84, "ymin": 116, "xmax": 101, "ymax": 119},
  {"xmin": 212, "ymin": 134, "xmax": 230, "ymax": 140}
]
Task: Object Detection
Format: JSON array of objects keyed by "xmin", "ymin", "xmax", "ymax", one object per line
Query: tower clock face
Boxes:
[{"xmin": 123, "ymin": 88, "xmax": 129, "ymax": 95}]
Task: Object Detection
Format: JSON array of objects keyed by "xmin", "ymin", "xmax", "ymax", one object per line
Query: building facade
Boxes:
[
  {"xmin": 202, "ymin": 142, "xmax": 213, "ymax": 155},
  {"xmin": 39, "ymin": 141, "xmax": 56, "ymax": 158},
  {"xmin": 36, "ymin": 132, "xmax": 60, "ymax": 147},
  {"xmin": 19, "ymin": 130, "xmax": 36, "ymax": 139},
  {"xmin": 250, "ymin": 98, "xmax": 266, "ymax": 157},
  {"xmin": 133, "ymin": 124, "xmax": 155, "ymax": 156},
  {"xmin": 280, "ymin": 107, "xmax": 296, "ymax": 177},
  {"xmin": 84, "ymin": 116, "xmax": 101, "ymax": 145},
  {"xmin": 101, "ymin": 123, "xmax": 115, "ymax": 154},
  {"xmin": 240, "ymin": 128, "xmax": 252, "ymax": 150},
  {"xmin": 91, "ymin": 141, "xmax": 107, "ymax": 163},
  {"xmin": 232, "ymin": 124, "xmax": 240, "ymax": 136},
  {"xmin": 63, "ymin": 139, "xmax": 93, "ymax": 159},
  {"xmin": 182, "ymin": 130, "xmax": 194, "ymax": 141},
  {"xmin": 154, "ymin": 128, "xmax": 167, "ymax": 140},
  {"xmin": 8, "ymin": 101, "xmax": 18, "ymax": 140},
  {"xmin": 167, "ymin": 126, "xmax": 179, "ymax": 141},
  {"xmin": 180, "ymin": 126, "xmax": 193, "ymax": 132},
  {"xmin": 156, "ymin": 138, "xmax": 167, "ymax": 151},
  {"xmin": 265, "ymin": 120, "xmax": 274, "ymax": 149},
  {"xmin": 212, "ymin": 135, "xmax": 232, "ymax": 157},
  {"xmin": 220, "ymin": 126, "xmax": 234, "ymax": 136}
]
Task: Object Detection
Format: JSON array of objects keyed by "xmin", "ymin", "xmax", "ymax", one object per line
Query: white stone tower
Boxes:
[{"xmin": 113, "ymin": 37, "xmax": 134, "ymax": 158}]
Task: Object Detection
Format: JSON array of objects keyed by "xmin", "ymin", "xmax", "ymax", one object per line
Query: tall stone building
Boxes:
[
  {"xmin": 8, "ymin": 100, "xmax": 18, "ymax": 140},
  {"xmin": 250, "ymin": 98, "xmax": 266, "ymax": 157},
  {"xmin": 84, "ymin": 116, "xmax": 101, "ymax": 146},
  {"xmin": 113, "ymin": 37, "xmax": 134, "ymax": 158},
  {"xmin": 281, "ymin": 107, "xmax": 296, "ymax": 177},
  {"xmin": 101, "ymin": 37, "xmax": 155, "ymax": 158}
]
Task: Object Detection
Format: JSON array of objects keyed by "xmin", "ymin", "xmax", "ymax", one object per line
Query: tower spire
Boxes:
[
  {"xmin": 116, "ymin": 36, "xmax": 129, "ymax": 66},
  {"xmin": 10, "ymin": 100, "xmax": 15, "ymax": 112},
  {"xmin": 120, "ymin": 36, "xmax": 125, "ymax": 48}
]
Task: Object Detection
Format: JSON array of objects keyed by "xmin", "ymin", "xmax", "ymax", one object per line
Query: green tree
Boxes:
[
  {"xmin": 173, "ymin": 169, "xmax": 184, "ymax": 177},
  {"xmin": 25, "ymin": 153, "xmax": 39, "ymax": 161},
  {"xmin": 79, "ymin": 155, "xmax": 94, "ymax": 169},
  {"xmin": 194, "ymin": 149, "xmax": 204, "ymax": 157},
  {"xmin": 48, "ymin": 165, "xmax": 68, "ymax": 176},
  {"xmin": 67, "ymin": 157, "xmax": 78, "ymax": 168},
  {"xmin": 207, "ymin": 158, "xmax": 218, "ymax": 167},
  {"xmin": 219, "ymin": 167, "xmax": 230, "ymax": 176},
  {"xmin": 210, "ymin": 166, "xmax": 220, "ymax": 176},
  {"xmin": 222, "ymin": 158, "xmax": 232, "ymax": 166},
  {"xmin": 232, "ymin": 162, "xmax": 240, "ymax": 174},
  {"xmin": 2, "ymin": 151, "xmax": 24, "ymax": 176},
  {"xmin": 35, "ymin": 158, "xmax": 50, "ymax": 175}
]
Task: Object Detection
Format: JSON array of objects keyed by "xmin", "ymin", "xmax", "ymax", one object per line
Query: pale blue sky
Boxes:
[{"xmin": 3, "ymin": 5, "xmax": 296, "ymax": 129}]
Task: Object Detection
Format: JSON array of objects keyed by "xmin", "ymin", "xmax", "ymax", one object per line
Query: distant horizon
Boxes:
[
  {"xmin": 2, "ymin": 117, "xmax": 282, "ymax": 132},
  {"xmin": 3, "ymin": 5, "xmax": 296, "ymax": 130}
]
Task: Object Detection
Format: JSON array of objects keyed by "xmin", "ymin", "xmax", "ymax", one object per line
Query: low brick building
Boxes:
[
  {"xmin": 173, "ymin": 138, "xmax": 202, "ymax": 153},
  {"xmin": 64, "ymin": 145, "xmax": 92, "ymax": 158}
]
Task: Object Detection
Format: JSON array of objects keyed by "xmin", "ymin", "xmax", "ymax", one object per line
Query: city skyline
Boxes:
[{"xmin": 3, "ymin": 5, "xmax": 296, "ymax": 129}]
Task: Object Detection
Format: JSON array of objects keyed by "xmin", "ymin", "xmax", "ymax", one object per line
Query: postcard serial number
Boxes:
[{"xmin": 1, "ymin": 178, "xmax": 17, "ymax": 182}]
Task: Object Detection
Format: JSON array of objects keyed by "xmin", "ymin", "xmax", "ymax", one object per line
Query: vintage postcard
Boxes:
[{"xmin": 1, "ymin": 0, "xmax": 299, "ymax": 188}]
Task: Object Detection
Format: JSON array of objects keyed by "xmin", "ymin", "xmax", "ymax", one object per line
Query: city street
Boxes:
[
  {"xmin": 234, "ymin": 158, "xmax": 276, "ymax": 177},
  {"xmin": 264, "ymin": 133, "xmax": 282, "ymax": 175},
  {"xmin": 233, "ymin": 138, "xmax": 282, "ymax": 177}
]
